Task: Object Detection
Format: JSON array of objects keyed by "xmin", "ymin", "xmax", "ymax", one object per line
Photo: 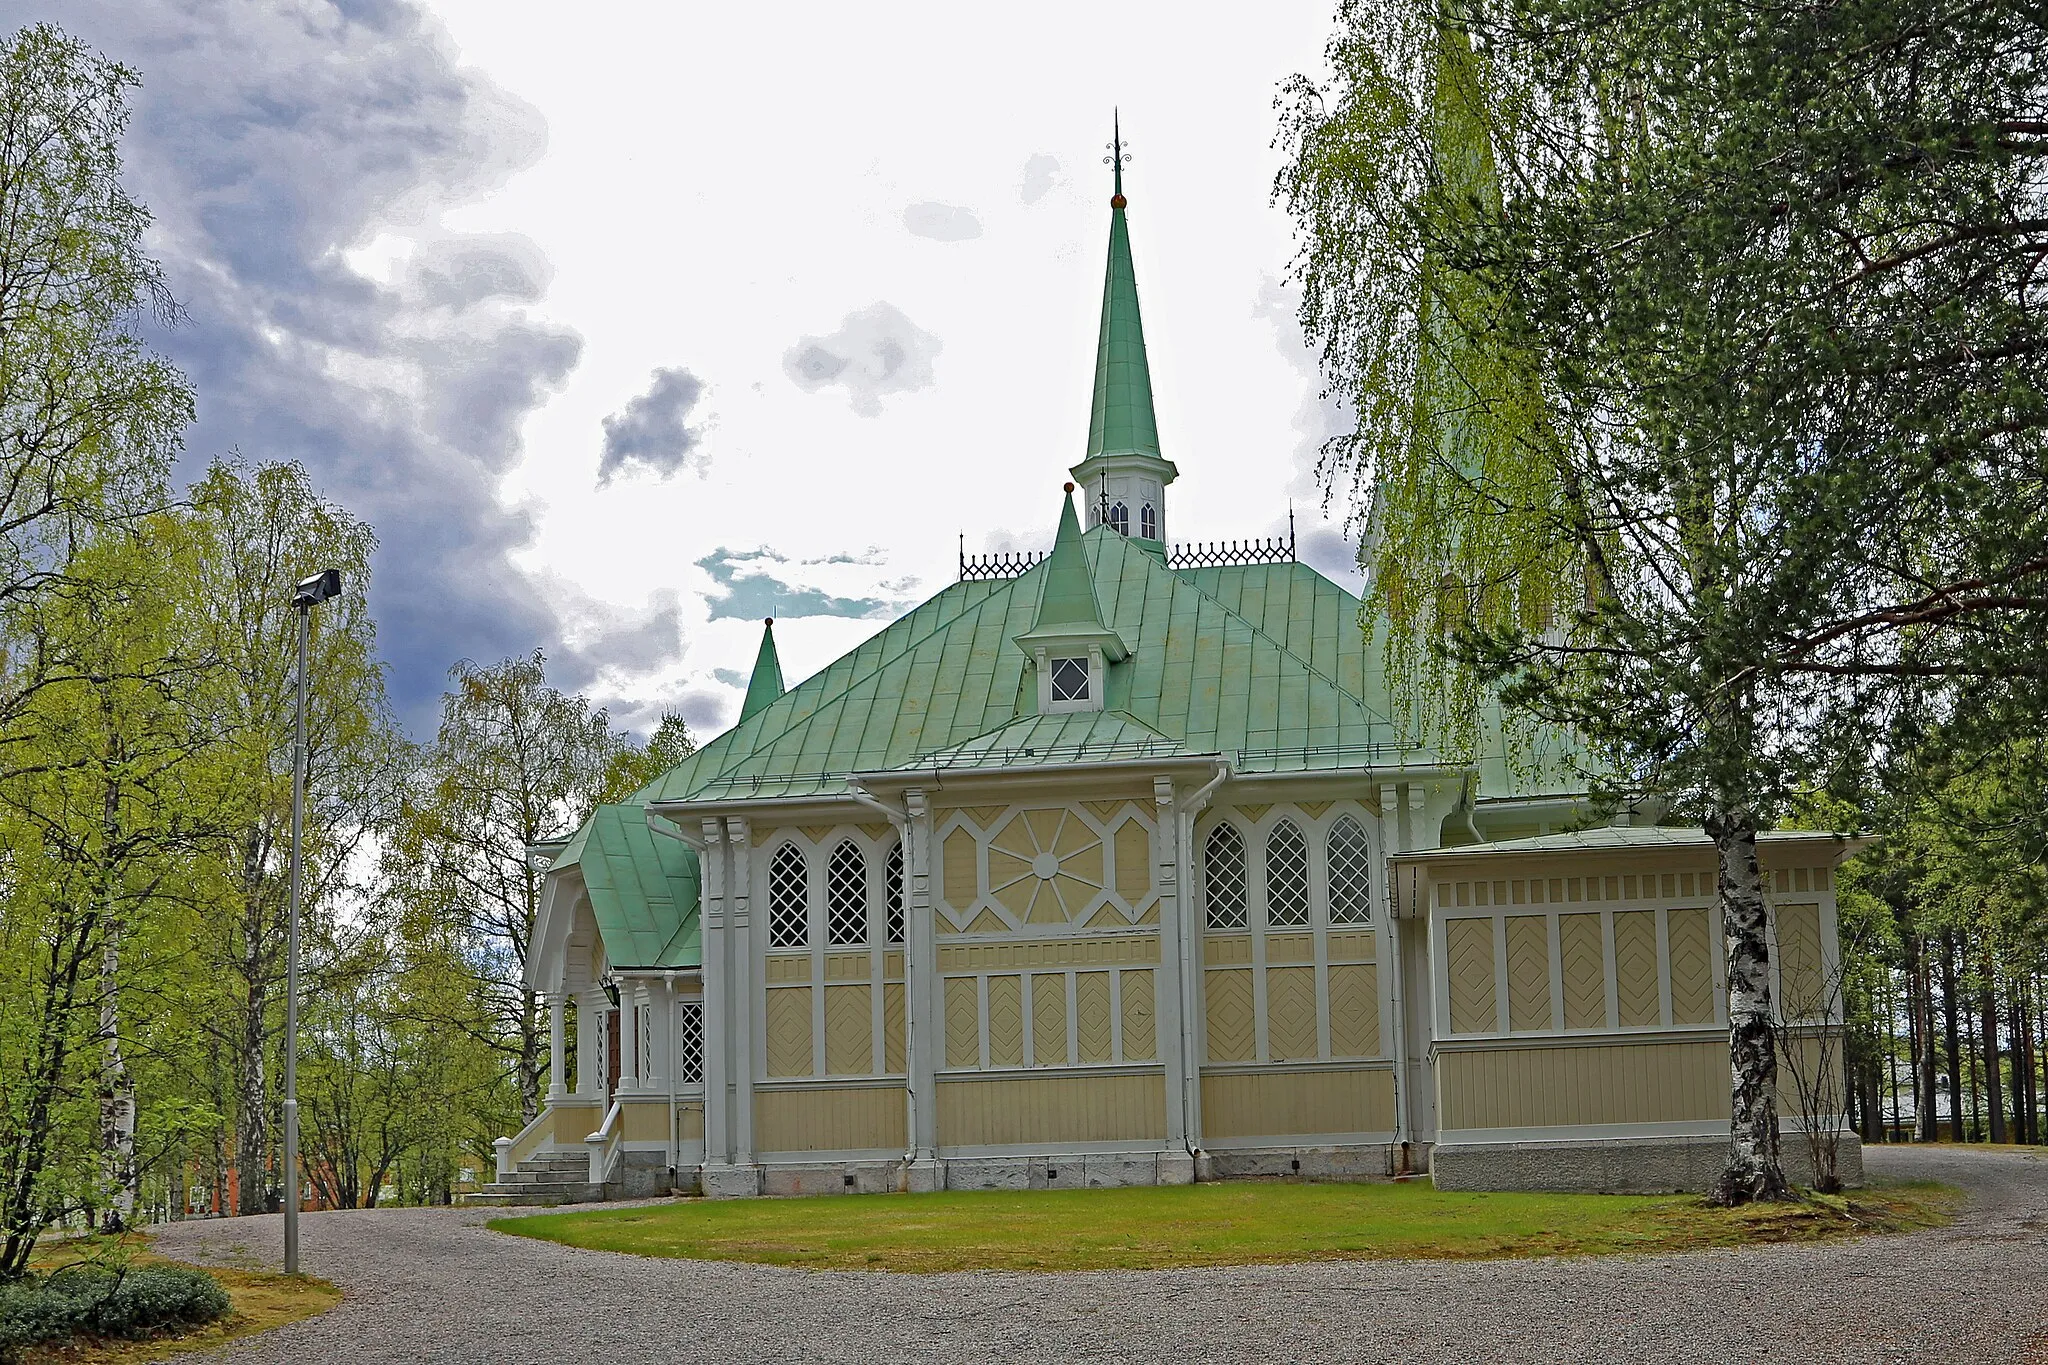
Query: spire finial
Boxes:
[{"xmin": 1104, "ymin": 109, "xmax": 1131, "ymax": 206}]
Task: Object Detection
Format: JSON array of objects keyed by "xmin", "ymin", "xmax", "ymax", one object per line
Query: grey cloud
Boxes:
[
  {"xmin": 711, "ymin": 668, "xmax": 748, "ymax": 689},
  {"xmin": 1296, "ymin": 524, "xmax": 1365, "ymax": 590},
  {"xmin": 42, "ymin": 0, "xmax": 582, "ymax": 732},
  {"xmin": 695, "ymin": 547, "xmax": 894, "ymax": 622},
  {"xmin": 782, "ymin": 302, "xmax": 941, "ymax": 417},
  {"xmin": 570, "ymin": 591, "xmax": 682, "ymax": 675},
  {"xmin": 598, "ymin": 367, "xmax": 709, "ymax": 486},
  {"xmin": 675, "ymin": 689, "xmax": 729, "ymax": 733},
  {"xmin": 901, "ymin": 201, "xmax": 982, "ymax": 241},
  {"xmin": 1253, "ymin": 276, "xmax": 1349, "ymax": 497},
  {"xmin": 1020, "ymin": 154, "xmax": 1060, "ymax": 205}
]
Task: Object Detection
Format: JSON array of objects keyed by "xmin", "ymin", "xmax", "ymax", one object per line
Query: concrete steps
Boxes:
[{"xmin": 463, "ymin": 1153, "xmax": 608, "ymax": 1207}]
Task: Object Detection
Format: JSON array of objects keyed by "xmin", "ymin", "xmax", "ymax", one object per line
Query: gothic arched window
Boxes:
[
  {"xmin": 768, "ymin": 844, "xmax": 809, "ymax": 948},
  {"xmin": 1327, "ymin": 816, "xmax": 1373, "ymax": 924},
  {"xmin": 1109, "ymin": 501, "xmax": 1129, "ymax": 535},
  {"xmin": 1140, "ymin": 503, "xmax": 1157, "ymax": 539},
  {"xmin": 1204, "ymin": 824, "xmax": 1248, "ymax": 929},
  {"xmin": 827, "ymin": 839, "xmax": 868, "ymax": 946},
  {"xmin": 885, "ymin": 839, "xmax": 905, "ymax": 944},
  {"xmin": 1265, "ymin": 819, "xmax": 1310, "ymax": 927}
]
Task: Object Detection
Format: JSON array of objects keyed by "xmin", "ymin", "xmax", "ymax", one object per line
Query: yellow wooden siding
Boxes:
[
  {"xmin": 1265, "ymin": 934, "xmax": 1314, "ymax": 965},
  {"xmin": 1204, "ymin": 935, "xmax": 1253, "ymax": 966},
  {"xmin": 1666, "ymin": 907, "xmax": 1715, "ymax": 1025},
  {"xmin": 763, "ymin": 955, "xmax": 812, "ymax": 984},
  {"xmin": 938, "ymin": 937, "xmax": 1158, "ymax": 972},
  {"xmin": 823, "ymin": 952, "xmax": 869, "ymax": 981},
  {"xmin": 1327, "ymin": 931, "xmax": 1376, "ymax": 962},
  {"xmin": 942, "ymin": 827, "xmax": 977, "ymax": 912},
  {"xmin": 1777, "ymin": 903, "xmax": 1825, "ymax": 1019},
  {"xmin": 1113, "ymin": 820, "xmax": 1151, "ymax": 903},
  {"xmin": 1447, "ymin": 917, "xmax": 1497, "ymax": 1034},
  {"xmin": 755, "ymin": 1085, "xmax": 908, "ymax": 1152},
  {"xmin": 1032, "ymin": 973, "xmax": 1068, "ymax": 1066},
  {"xmin": 823, "ymin": 983, "xmax": 872, "ymax": 1075},
  {"xmin": 1201, "ymin": 1069, "xmax": 1396, "ymax": 1139},
  {"xmin": 1505, "ymin": 915, "xmax": 1553, "ymax": 1032},
  {"xmin": 986, "ymin": 975, "xmax": 1024, "ymax": 1067},
  {"xmin": 936, "ymin": 1073, "xmax": 1166, "ymax": 1146},
  {"xmin": 883, "ymin": 983, "xmax": 906, "ymax": 1074},
  {"xmin": 765, "ymin": 986, "xmax": 812, "ymax": 1077},
  {"xmin": 1328, "ymin": 963, "xmax": 1380, "ymax": 1056},
  {"xmin": 1559, "ymin": 913, "xmax": 1606, "ymax": 1029},
  {"xmin": 1075, "ymin": 971, "xmax": 1114, "ymax": 1063},
  {"xmin": 1121, "ymin": 969, "xmax": 1157, "ymax": 1061},
  {"xmin": 677, "ymin": 1102, "xmax": 704, "ymax": 1141},
  {"xmin": 623, "ymin": 1101, "xmax": 670, "ymax": 1142},
  {"xmin": 944, "ymin": 977, "xmax": 979, "ymax": 1068},
  {"xmin": 1265, "ymin": 966, "xmax": 1318, "ymax": 1060},
  {"xmin": 1614, "ymin": 911, "xmax": 1661, "ymax": 1027},
  {"xmin": 1438, "ymin": 1040, "xmax": 1726, "ymax": 1130},
  {"xmin": 1204, "ymin": 968, "xmax": 1255, "ymax": 1061}
]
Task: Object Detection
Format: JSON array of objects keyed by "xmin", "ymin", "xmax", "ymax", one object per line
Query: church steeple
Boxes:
[
  {"xmin": 739, "ymin": 618, "xmax": 785, "ymax": 723},
  {"xmin": 1072, "ymin": 113, "xmax": 1178, "ymax": 547}
]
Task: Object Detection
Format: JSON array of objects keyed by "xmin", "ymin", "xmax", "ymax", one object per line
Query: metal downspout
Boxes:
[
  {"xmin": 1177, "ymin": 761, "xmax": 1231, "ymax": 1159},
  {"xmin": 664, "ymin": 971, "xmax": 678, "ymax": 1182}
]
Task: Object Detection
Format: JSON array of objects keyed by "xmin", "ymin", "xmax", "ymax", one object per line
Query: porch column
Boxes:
[
  {"xmin": 545, "ymin": 993, "xmax": 568, "ymax": 1101},
  {"xmin": 903, "ymin": 790, "xmax": 941, "ymax": 1173},
  {"xmin": 576, "ymin": 987, "xmax": 607, "ymax": 1103},
  {"xmin": 618, "ymin": 977, "xmax": 641, "ymax": 1093},
  {"xmin": 1154, "ymin": 775, "xmax": 1192, "ymax": 1158},
  {"xmin": 726, "ymin": 817, "xmax": 757, "ymax": 1165},
  {"xmin": 698, "ymin": 818, "xmax": 730, "ymax": 1165}
]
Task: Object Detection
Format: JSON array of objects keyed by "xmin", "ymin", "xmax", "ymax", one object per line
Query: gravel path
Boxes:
[{"xmin": 152, "ymin": 1145, "xmax": 2045, "ymax": 1364}]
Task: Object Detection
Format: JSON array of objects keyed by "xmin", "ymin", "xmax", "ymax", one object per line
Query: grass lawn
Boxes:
[
  {"xmin": 21, "ymin": 1234, "xmax": 340, "ymax": 1364},
  {"xmin": 492, "ymin": 1178, "xmax": 1954, "ymax": 1273}
]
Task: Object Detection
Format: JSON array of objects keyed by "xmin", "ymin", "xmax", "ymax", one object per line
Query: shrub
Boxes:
[{"xmin": 0, "ymin": 1264, "xmax": 230, "ymax": 1360}]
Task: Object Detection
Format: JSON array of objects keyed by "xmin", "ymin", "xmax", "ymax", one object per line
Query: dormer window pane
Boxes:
[
  {"xmin": 1109, "ymin": 501, "xmax": 1129, "ymax": 535},
  {"xmin": 1140, "ymin": 503, "xmax": 1157, "ymax": 539},
  {"xmin": 1050, "ymin": 656, "xmax": 1090, "ymax": 702}
]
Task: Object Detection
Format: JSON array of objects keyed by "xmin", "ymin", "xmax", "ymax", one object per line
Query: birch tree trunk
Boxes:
[
  {"xmin": 1708, "ymin": 807, "xmax": 1787, "ymax": 1203},
  {"xmin": 97, "ymin": 926, "xmax": 136, "ymax": 1231}
]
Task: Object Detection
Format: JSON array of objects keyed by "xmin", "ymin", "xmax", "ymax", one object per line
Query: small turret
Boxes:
[
  {"xmin": 1014, "ymin": 484, "xmax": 1127, "ymax": 714},
  {"xmin": 739, "ymin": 618, "xmax": 785, "ymax": 723}
]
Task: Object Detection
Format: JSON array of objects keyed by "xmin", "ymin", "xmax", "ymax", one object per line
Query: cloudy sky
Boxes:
[{"xmin": 17, "ymin": 0, "xmax": 1359, "ymax": 738}]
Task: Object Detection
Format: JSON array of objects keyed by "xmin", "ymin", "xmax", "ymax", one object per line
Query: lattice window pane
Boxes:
[
  {"xmin": 674, "ymin": 999, "xmax": 704, "ymax": 1086},
  {"xmin": 1205, "ymin": 824, "xmax": 1248, "ymax": 929},
  {"xmin": 1050, "ymin": 656, "xmax": 1090, "ymax": 702},
  {"xmin": 768, "ymin": 844, "xmax": 809, "ymax": 948},
  {"xmin": 1266, "ymin": 819, "xmax": 1310, "ymax": 927},
  {"xmin": 1328, "ymin": 815, "xmax": 1373, "ymax": 924},
  {"xmin": 885, "ymin": 839, "xmax": 905, "ymax": 944},
  {"xmin": 827, "ymin": 839, "xmax": 869, "ymax": 946}
]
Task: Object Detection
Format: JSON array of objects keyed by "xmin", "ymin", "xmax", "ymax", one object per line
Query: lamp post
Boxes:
[{"xmin": 284, "ymin": 567, "xmax": 340, "ymax": 1275}]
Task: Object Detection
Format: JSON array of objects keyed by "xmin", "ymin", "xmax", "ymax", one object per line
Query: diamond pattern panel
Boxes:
[
  {"xmin": 1446, "ymin": 917, "xmax": 1497, "ymax": 1035},
  {"xmin": 1120, "ymin": 969, "xmax": 1156, "ymax": 1061},
  {"xmin": 1327, "ymin": 816, "xmax": 1374, "ymax": 924},
  {"xmin": 1075, "ymin": 971, "xmax": 1113, "ymax": 1063},
  {"xmin": 1777, "ymin": 903, "xmax": 1825, "ymax": 1020},
  {"xmin": 1265, "ymin": 820, "xmax": 1310, "ymax": 927},
  {"xmin": 1113, "ymin": 819, "xmax": 1151, "ymax": 907},
  {"xmin": 1666, "ymin": 907, "xmax": 1715, "ymax": 1025},
  {"xmin": 765, "ymin": 986, "xmax": 812, "ymax": 1077},
  {"xmin": 941, "ymin": 828, "xmax": 979, "ymax": 923},
  {"xmin": 985, "ymin": 974, "xmax": 1023, "ymax": 1067},
  {"xmin": 1204, "ymin": 968, "xmax": 1255, "ymax": 1061},
  {"xmin": 883, "ymin": 982, "xmax": 906, "ymax": 1073},
  {"xmin": 1614, "ymin": 911, "xmax": 1660, "ymax": 1027},
  {"xmin": 1559, "ymin": 913, "xmax": 1607, "ymax": 1029},
  {"xmin": 1204, "ymin": 824, "xmax": 1248, "ymax": 929},
  {"xmin": 944, "ymin": 977, "xmax": 979, "ymax": 1068},
  {"xmin": 1328, "ymin": 963, "xmax": 1379, "ymax": 1056},
  {"xmin": 1266, "ymin": 966, "xmax": 1318, "ymax": 1060},
  {"xmin": 1032, "ymin": 973, "xmax": 1068, "ymax": 1067},
  {"xmin": 768, "ymin": 844, "xmax": 809, "ymax": 949},
  {"xmin": 824, "ymin": 983, "xmax": 872, "ymax": 1075},
  {"xmin": 1506, "ymin": 915, "xmax": 1554, "ymax": 1032}
]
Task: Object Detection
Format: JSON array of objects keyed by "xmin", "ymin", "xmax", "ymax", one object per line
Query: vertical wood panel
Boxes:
[
  {"xmin": 882, "ymin": 983, "xmax": 906, "ymax": 1074},
  {"xmin": 1032, "ymin": 973, "xmax": 1069, "ymax": 1067},
  {"xmin": 765, "ymin": 986, "xmax": 813, "ymax": 1077},
  {"xmin": 755, "ymin": 1085, "xmax": 907, "ymax": 1152},
  {"xmin": 1121, "ymin": 969, "xmax": 1157, "ymax": 1061},
  {"xmin": 943, "ymin": 977, "xmax": 979, "ymax": 1068},
  {"xmin": 1328, "ymin": 963, "xmax": 1380, "ymax": 1056},
  {"xmin": 1505, "ymin": 916, "xmax": 1553, "ymax": 1032},
  {"xmin": 1559, "ymin": 913, "xmax": 1605, "ymax": 1029},
  {"xmin": 935, "ymin": 1073, "xmax": 1166, "ymax": 1146},
  {"xmin": 1666, "ymin": 908, "xmax": 1715, "ymax": 1025},
  {"xmin": 1613, "ymin": 911, "xmax": 1661, "ymax": 1027},
  {"xmin": 1438, "ymin": 1041, "xmax": 1727, "ymax": 1129},
  {"xmin": 1075, "ymin": 972, "xmax": 1114, "ymax": 1063},
  {"xmin": 986, "ymin": 975, "xmax": 1024, "ymax": 1067},
  {"xmin": 1447, "ymin": 917, "xmax": 1497, "ymax": 1034},
  {"xmin": 823, "ymin": 984, "xmax": 872, "ymax": 1075},
  {"xmin": 1201, "ymin": 1068, "xmax": 1395, "ymax": 1138},
  {"xmin": 1203, "ymin": 968, "xmax": 1253, "ymax": 1061},
  {"xmin": 1265, "ymin": 966, "xmax": 1318, "ymax": 1060}
]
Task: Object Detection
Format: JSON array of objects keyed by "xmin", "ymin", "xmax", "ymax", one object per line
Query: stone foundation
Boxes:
[
  {"xmin": 1198, "ymin": 1143, "xmax": 1397, "ymax": 1182},
  {"xmin": 1429, "ymin": 1132, "xmax": 1865, "ymax": 1194},
  {"xmin": 941, "ymin": 1151, "xmax": 1180, "ymax": 1191}
]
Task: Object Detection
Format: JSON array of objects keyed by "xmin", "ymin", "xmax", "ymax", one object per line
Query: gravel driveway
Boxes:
[{"xmin": 152, "ymin": 1145, "xmax": 2045, "ymax": 1364}]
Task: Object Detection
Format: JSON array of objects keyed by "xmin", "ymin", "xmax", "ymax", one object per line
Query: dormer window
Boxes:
[
  {"xmin": 1050, "ymin": 656, "xmax": 1091, "ymax": 703},
  {"xmin": 1108, "ymin": 501, "xmax": 1129, "ymax": 535},
  {"xmin": 1140, "ymin": 503, "xmax": 1157, "ymax": 539}
]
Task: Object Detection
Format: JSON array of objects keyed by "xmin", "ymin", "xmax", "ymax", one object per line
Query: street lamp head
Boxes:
[{"xmin": 292, "ymin": 568, "xmax": 342, "ymax": 608}]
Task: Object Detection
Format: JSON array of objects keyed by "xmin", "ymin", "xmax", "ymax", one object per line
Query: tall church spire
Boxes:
[
  {"xmin": 739, "ymin": 618, "xmax": 785, "ymax": 723},
  {"xmin": 1073, "ymin": 113, "xmax": 1177, "ymax": 546}
]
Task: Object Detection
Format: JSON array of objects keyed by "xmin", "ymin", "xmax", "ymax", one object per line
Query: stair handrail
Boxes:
[
  {"xmin": 584, "ymin": 1098, "xmax": 625, "ymax": 1187},
  {"xmin": 494, "ymin": 1106, "xmax": 555, "ymax": 1181}
]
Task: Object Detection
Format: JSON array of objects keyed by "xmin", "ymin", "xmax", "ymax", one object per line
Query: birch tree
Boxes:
[{"xmin": 1279, "ymin": 0, "xmax": 2048, "ymax": 1199}]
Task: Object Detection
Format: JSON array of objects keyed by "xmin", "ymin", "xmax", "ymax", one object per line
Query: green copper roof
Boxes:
[
  {"xmin": 550, "ymin": 804, "xmax": 700, "ymax": 968},
  {"xmin": 906, "ymin": 710, "xmax": 1180, "ymax": 771},
  {"xmin": 1085, "ymin": 175, "xmax": 1161, "ymax": 461},
  {"xmin": 739, "ymin": 618, "xmax": 785, "ymax": 723},
  {"xmin": 1015, "ymin": 490, "xmax": 1124, "ymax": 656}
]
